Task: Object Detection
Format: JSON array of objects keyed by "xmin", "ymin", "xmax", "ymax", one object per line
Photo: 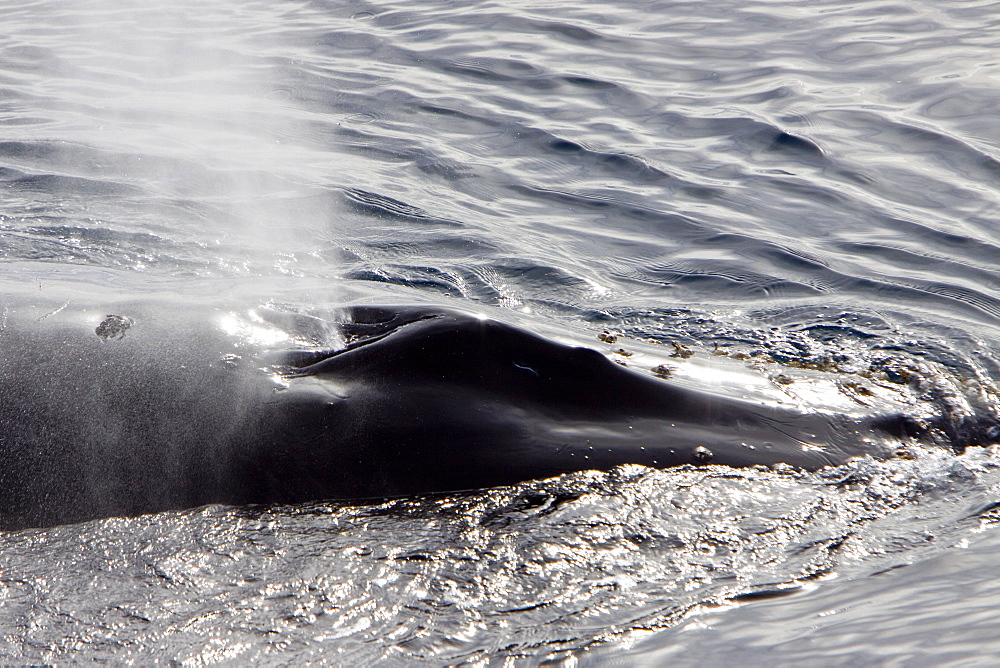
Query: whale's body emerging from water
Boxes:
[{"xmin": 0, "ymin": 298, "xmax": 963, "ymax": 530}]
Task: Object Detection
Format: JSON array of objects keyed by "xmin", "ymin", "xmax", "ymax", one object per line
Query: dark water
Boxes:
[{"xmin": 1, "ymin": 0, "xmax": 999, "ymax": 663}]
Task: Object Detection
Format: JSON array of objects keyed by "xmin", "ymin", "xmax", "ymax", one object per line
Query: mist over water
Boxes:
[
  {"xmin": 1, "ymin": 0, "xmax": 1000, "ymax": 664},
  {"xmin": 2, "ymin": 0, "xmax": 342, "ymax": 284}
]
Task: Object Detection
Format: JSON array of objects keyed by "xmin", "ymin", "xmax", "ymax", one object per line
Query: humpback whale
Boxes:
[{"xmin": 0, "ymin": 299, "xmax": 984, "ymax": 530}]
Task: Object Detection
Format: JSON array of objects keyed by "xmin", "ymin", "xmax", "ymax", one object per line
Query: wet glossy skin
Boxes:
[
  {"xmin": 250, "ymin": 306, "xmax": 885, "ymax": 503},
  {"xmin": 0, "ymin": 304, "xmax": 894, "ymax": 530}
]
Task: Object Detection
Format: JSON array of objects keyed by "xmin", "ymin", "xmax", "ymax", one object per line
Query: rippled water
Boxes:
[{"xmin": 1, "ymin": 0, "xmax": 999, "ymax": 663}]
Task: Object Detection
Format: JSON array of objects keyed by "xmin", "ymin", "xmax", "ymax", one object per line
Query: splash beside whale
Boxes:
[{"xmin": 0, "ymin": 299, "xmax": 991, "ymax": 530}]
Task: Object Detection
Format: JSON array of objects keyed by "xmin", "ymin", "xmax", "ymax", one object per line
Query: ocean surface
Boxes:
[{"xmin": 1, "ymin": 0, "xmax": 999, "ymax": 664}]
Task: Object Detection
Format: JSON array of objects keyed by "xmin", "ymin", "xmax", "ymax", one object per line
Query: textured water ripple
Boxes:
[
  {"xmin": 1, "ymin": 0, "xmax": 998, "ymax": 333},
  {"xmin": 1, "ymin": 0, "xmax": 1000, "ymax": 663}
]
